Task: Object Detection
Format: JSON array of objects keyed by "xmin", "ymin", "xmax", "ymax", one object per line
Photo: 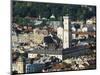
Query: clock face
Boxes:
[
  {"xmin": 63, "ymin": 17, "xmax": 69, "ymax": 29},
  {"xmin": 64, "ymin": 21, "xmax": 68, "ymax": 25},
  {"xmin": 64, "ymin": 22, "xmax": 69, "ymax": 29}
]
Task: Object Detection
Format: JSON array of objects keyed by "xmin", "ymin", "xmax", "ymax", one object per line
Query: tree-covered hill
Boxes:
[{"xmin": 12, "ymin": 1, "xmax": 96, "ymax": 23}]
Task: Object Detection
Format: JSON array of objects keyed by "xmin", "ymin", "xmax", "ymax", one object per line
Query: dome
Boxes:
[{"xmin": 50, "ymin": 14, "xmax": 55, "ymax": 19}]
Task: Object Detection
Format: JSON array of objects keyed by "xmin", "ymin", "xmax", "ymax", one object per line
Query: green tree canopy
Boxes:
[{"xmin": 13, "ymin": 1, "xmax": 96, "ymax": 23}]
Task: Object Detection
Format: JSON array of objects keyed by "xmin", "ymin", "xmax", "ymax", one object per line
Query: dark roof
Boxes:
[
  {"xmin": 44, "ymin": 35, "xmax": 61, "ymax": 44},
  {"xmin": 44, "ymin": 36, "xmax": 54, "ymax": 44}
]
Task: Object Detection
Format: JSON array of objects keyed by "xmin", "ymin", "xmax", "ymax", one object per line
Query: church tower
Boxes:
[
  {"xmin": 63, "ymin": 16, "xmax": 70, "ymax": 49},
  {"xmin": 16, "ymin": 56, "xmax": 24, "ymax": 73}
]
